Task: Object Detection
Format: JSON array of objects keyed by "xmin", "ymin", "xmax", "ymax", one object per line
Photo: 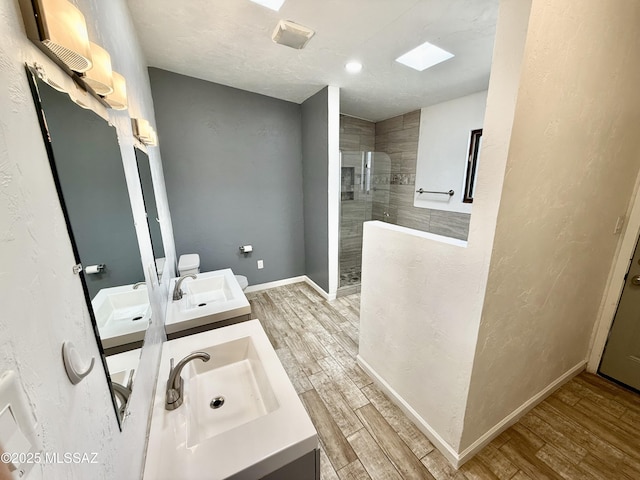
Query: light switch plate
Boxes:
[
  {"xmin": 0, "ymin": 371, "xmax": 40, "ymax": 479},
  {"xmin": 0, "ymin": 405, "xmax": 32, "ymax": 471}
]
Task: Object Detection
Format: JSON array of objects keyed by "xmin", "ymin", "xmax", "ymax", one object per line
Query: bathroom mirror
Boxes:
[
  {"xmin": 463, "ymin": 129, "xmax": 482, "ymax": 203},
  {"xmin": 26, "ymin": 65, "xmax": 150, "ymax": 427},
  {"xmin": 135, "ymin": 148, "xmax": 166, "ymax": 281}
]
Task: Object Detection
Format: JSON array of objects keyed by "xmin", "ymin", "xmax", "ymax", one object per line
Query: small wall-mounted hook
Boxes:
[{"xmin": 62, "ymin": 342, "xmax": 95, "ymax": 385}]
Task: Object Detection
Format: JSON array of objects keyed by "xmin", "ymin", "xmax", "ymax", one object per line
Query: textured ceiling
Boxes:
[{"xmin": 126, "ymin": 0, "xmax": 499, "ymax": 122}]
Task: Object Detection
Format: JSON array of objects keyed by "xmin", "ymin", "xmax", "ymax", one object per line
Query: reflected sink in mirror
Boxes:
[
  {"xmin": 186, "ymin": 336, "xmax": 279, "ymax": 447},
  {"xmin": 144, "ymin": 320, "xmax": 317, "ymax": 480},
  {"xmin": 182, "ymin": 274, "xmax": 233, "ymax": 310},
  {"xmin": 92, "ymin": 284, "xmax": 151, "ymax": 354},
  {"xmin": 26, "ymin": 67, "xmax": 159, "ymax": 429},
  {"xmin": 166, "ymin": 269, "xmax": 251, "ymax": 339}
]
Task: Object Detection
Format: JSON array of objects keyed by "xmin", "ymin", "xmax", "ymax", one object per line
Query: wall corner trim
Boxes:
[{"xmin": 327, "ymin": 85, "xmax": 340, "ymax": 297}]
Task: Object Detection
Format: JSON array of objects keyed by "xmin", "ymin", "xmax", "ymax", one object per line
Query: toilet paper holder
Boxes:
[
  {"xmin": 239, "ymin": 245, "xmax": 253, "ymax": 254},
  {"xmin": 85, "ymin": 264, "xmax": 106, "ymax": 274}
]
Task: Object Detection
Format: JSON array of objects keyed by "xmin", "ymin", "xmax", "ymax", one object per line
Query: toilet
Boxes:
[
  {"xmin": 178, "ymin": 254, "xmax": 249, "ymax": 291},
  {"xmin": 235, "ymin": 275, "xmax": 248, "ymax": 291},
  {"xmin": 178, "ymin": 254, "xmax": 200, "ymax": 276}
]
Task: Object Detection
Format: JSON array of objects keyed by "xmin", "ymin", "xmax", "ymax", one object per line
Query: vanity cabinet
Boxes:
[{"xmin": 259, "ymin": 449, "xmax": 319, "ymax": 480}]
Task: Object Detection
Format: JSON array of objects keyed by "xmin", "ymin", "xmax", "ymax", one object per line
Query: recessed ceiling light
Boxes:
[
  {"xmin": 395, "ymin": 41, "xmax": 454, "ymax": 72},
  {"xmin": 249, "ymin": 0, "xmax": 286, "ymax": 11},
  {"xmin": 345, "ymin": 62, "xmax": 362, "ymax": 74}
]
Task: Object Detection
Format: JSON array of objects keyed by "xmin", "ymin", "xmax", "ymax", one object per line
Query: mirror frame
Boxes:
[
  {"xmin": 135, "ymin": 147, "xmax": 166, "ymax": 282},
  {"xmin": 463, "ymin": 128, "xmax": 483, "ymax": 204},
  {"xmin": 25, "ymin": 64, "xmax": 138, "ymax": 429}
]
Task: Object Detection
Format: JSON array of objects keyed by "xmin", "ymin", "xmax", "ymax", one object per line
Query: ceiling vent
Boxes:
[{"xmin": 271, "ymin": 20, "xmax": 315, "ymax": 50}]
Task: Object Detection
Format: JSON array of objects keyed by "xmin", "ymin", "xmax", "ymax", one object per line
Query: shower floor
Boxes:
[{"xmin": 339, "ymin": 265, "xmax": 361, "ymax": 287}]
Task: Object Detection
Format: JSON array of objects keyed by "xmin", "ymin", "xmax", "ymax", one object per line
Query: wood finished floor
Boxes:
[{"xmin": 246, "ymin": 283, "xmax": 640, "ymax": 480}]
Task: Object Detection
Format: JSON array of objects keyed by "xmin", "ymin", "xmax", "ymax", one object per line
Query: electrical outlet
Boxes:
[
  {"xmin": 614, "ymin": 215, "xmax": 625, "ymax": 235},
  {"xmin": 257, "ymin": 260, "xmax": 264, "ymax": 269}
]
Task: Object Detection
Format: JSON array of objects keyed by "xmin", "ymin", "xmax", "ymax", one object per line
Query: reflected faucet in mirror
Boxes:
[
  {"xmin": 111, "ymin": 382, "xmax": 132, "ymax": 419},
  {"xmin": 26, "ymin": 65, "xmax": 157, "ymax": 429},
  {"xmin": 173, "ymin": 274, "xmax": 197, "ymax": 301},
  {"xmin": 165, "ymin": 352, "xmax": 210, "ymax": 410}
]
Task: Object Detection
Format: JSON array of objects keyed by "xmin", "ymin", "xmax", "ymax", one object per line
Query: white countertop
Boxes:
[{"xmin": 143, "ymin": 319, "xmax": 318, "ymax": 480}]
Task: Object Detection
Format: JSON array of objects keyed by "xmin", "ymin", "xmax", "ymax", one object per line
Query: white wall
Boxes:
[
  {"xmin": 358, "ymin": 0, "xmax": 531, "ymax": 463},
  {"xmin": 360, "ymin": 0, "xmax": 640, "ymax": 466},
  {"xmin": 460, "ymin": 0, "xmax": 640, "ymax": 452},
  {"xmin": 414, "ymin": 91, "xmax": 487, "ymax": 214},
  {"xmin": 327, "ymin": 86, "xmax": 340, "ymax": 298},
  {"xmin": 0, "ymin": 0, "xmax": 173, "ymax": 478}
]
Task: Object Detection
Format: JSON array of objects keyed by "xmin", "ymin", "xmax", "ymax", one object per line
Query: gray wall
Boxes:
[
  {"xmin": 149, "ymin": 68, "xmax": 305, "ymax": 285},
  {"xmin": 38, "ymin": 79, "xmax": 144, "ymax": 299},
  {"xmin": 301, "ymin": 88, "xmax": 330, "ymax": 291}
]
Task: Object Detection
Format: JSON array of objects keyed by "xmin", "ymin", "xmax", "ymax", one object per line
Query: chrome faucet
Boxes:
[
  {"xmin": 165, "ymin": 351, "xmax": 210, "ymax": 410},
  {"xmin": 133, "ymin": 281, "xmax": 146, "ymax": 290},
  {"xmin": 172, "ymin": 274, "xmax": 197, "ymax": 301}
]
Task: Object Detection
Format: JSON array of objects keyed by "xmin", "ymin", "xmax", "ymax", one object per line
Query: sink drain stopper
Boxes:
[{"xmin": 210, "ymin": 396, "xmax": 225, "ymax": 409}]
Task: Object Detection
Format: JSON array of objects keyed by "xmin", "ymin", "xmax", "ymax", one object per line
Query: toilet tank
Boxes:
[{"xmin": 178, "ymin": 254, "xmax": 200, "ymax": 276}]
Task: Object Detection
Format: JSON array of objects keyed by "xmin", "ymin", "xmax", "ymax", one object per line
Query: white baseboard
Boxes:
[
  {"xmin": 356, "ymin": 355, "xmax": 461, "ymax": 466},
  {"xmin": 456, "ymin": 360, "xmax": 586, "ymax": 465},
  {"xmin": 357, "ymin": 355, "xmax": 586, "ymax": 468},
  {"xmin": 244, "ymin": 276, "xmax": 306, "ymax": 293},
  {"xmin": 243, "ymin": 275, "xmax": 336, "ymax": 300},
  {"xmin": 304, "ymin": 276, "xmax": 336, "ymax": 300}
]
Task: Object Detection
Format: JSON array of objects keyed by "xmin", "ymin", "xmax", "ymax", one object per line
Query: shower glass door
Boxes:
[{"xmin": 339, "ymin": 151, "xmax": 391, "ymax": 289}]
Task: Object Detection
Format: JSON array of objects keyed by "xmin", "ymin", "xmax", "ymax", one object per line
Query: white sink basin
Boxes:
[
  {"xmin": 106, "ymin": 348, "xmax": 140, "ymax": 385},
  {"xmin": 186, "ymin": 336, "xmax": 278, "ymax": 446},
  {"xmin": 183, "ymin": 275, "xmax": 232, "ymax": 310},
  {"xmin": 92, "ymin": 284, "xmax": 150, "ymax": 348},
  {"xmin": 166, "ymin": 269, "xmax": 251, "ymax": 336},
  {"xmin": 144, "ymin": 320, "xmax": 318, "ymax": 480}
]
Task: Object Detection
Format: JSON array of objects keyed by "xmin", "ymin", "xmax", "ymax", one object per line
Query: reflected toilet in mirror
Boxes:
[{"xmin": 26, "ymin": 66, "xmax": 156, "ymax": 426}]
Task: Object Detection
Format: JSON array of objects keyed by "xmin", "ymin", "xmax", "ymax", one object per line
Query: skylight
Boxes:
[
  {"xmin": 249, "ymin": 0, "xmax": 286, "ymax": 11},
  {"xmin": 395, "ymin": 41, "xmax": 454, "ymax": 72}
]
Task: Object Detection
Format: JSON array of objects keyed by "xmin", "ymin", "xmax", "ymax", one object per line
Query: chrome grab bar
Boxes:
[{"xmin": 416, "ymin": 188, "xmax": 454, "ymax": 196}]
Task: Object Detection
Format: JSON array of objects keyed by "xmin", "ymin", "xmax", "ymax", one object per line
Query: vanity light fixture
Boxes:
[
  {"xmin": 272, "ymin": 20, "xmax": 315, "ymax": 50},
  {"xmin": 104, "ymin": 71, "xmax": 128, "ymax": 110},
  {"xmin": 132, "ymin": 118, "xmax": 158, "ymax": 146},
  {"xmin": 83, "ymin": 42, "xmax": 114, "ymax": 95},
  {"xmin": 148, "ymin": 129, "xmax": 158, "ymax": 147},
  {"xmin": 249, "ymin": 0, "xmax": 285, "ymax": 11},
  {"xmin": 23, "ymin": 0, "xmax": 93, "ymax": 72},
  {"xmin": 395, "ymin": 40, "xmax": 454, "ymax": 72},
  {"xmin": 345, "ymin": 61, "xmax": 363, "ymax": 74}
]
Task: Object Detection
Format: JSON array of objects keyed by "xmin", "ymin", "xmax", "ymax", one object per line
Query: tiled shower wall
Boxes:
[
  {"xmin": 339, "ymin": 112, "xmax": 471, "ymax": 285},
  {"xmin": 339, "ymin": 115, "xmax": 375, "ymax": 284},
  {"xmin": 375, "ymin": 111, "xmax": 471, "ymax": 240}
]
